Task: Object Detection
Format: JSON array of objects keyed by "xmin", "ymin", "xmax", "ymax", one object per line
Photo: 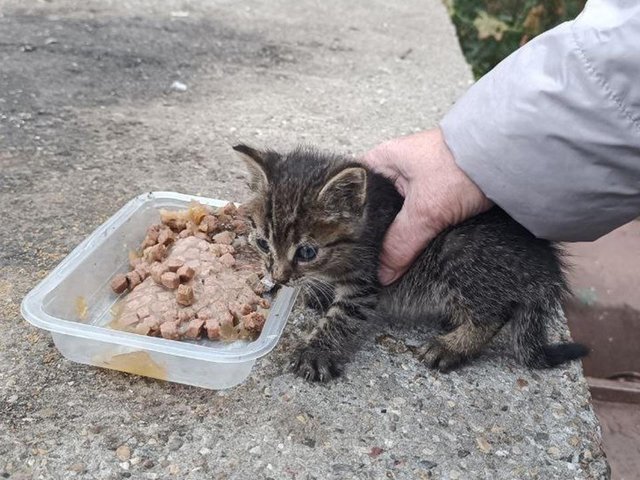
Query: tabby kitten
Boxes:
[{"xmin": 235, "ymin": 144, "xmax": 588, "ymax": 381}]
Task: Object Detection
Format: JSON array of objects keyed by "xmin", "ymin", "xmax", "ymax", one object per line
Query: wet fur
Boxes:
[{"xmin": 236, "ymin": 145, "xmax": 588, "ymax": 381}]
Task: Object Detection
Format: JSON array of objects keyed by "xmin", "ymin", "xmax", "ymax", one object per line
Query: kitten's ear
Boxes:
[
  {"xmin": 318, "ymin": 167, "xmax": 367, "ymax": 214},
  {"xmin": 233, "ymin": 144, "xmax": 269, "ymax": 192}
]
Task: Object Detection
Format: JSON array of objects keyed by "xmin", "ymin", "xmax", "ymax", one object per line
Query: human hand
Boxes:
[{"xmin": 361, "ymin": 128, "xmax": 493, "ymax": 285}]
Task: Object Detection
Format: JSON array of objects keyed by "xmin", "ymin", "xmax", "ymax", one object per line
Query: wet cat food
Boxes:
[{"xmin": 110, "ymin": 201, "xmax": 269, "ymax": 341}]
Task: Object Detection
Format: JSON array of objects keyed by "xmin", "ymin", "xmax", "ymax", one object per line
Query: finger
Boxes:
[
  {"xmin": 360, "ymin": 158, "xmax": 409, "ymax": 201},
  {"xmin": 378, "ymin": 205, "xmax": 438, "ymax": 285},
  {"xmin": 360, "ymin": 145, "xmax": 406, "ymax": 183}
]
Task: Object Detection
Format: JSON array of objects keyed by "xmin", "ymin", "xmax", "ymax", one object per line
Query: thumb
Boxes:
[{"xmin": 378, "ymin": 202, "xmax": 438, "ymax": 285}]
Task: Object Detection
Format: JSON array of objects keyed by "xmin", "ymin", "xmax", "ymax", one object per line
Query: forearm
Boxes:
[{"xmin": 441, "ymin": 0, "xmax": 640, "ymax": 241}]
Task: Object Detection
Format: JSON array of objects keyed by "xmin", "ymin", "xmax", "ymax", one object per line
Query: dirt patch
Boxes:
[{"xmin": 0, "ymin": 14, "xmax": 301, "ymax": 115}]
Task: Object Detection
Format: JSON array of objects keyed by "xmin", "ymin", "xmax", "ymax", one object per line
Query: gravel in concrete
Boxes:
[{"xmin": 0, "ymin": 0, "xmax": 609, "ymax": 478}]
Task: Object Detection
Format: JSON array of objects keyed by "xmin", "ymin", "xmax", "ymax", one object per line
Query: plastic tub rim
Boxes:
[{"xmin": 20, "ymin": 191, "xmax": 298, "ymax": 364}]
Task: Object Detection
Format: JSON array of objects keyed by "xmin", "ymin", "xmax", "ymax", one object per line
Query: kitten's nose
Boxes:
[
  {"xmin": 272, "ymin": 273, "xmax": 290, "ymax": 284},
  {"xmin": 272, "ymin": 264, "xmax": 291, "ymax": 284}
]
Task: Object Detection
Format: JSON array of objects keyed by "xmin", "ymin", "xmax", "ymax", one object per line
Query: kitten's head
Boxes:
[{"xmin": 234, "ymin": 144, "xmax": 369, "ymax": 287}]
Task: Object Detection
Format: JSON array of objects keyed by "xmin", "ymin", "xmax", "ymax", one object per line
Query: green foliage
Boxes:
[{"xmin": 448, "ymin": 0, "xmax": 586, "ymax": 78}]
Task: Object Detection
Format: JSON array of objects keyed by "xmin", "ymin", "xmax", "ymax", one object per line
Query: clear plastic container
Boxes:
[{"xmin": 21, "ymin": 192, "xmax": 298, "ymax": 389}]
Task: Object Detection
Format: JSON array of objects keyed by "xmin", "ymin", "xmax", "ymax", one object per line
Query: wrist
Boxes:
[
  {"xmin": 409, "ymin": 128, "xmax": 492, "ymax": 231},
  {"xmin": 435, "ymin": 128, "xmax": 492, "ymax": 219}
]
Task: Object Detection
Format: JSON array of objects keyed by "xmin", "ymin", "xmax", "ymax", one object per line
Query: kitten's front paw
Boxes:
[
  {"xmin": 292, "ymin": 347, "xmax": 343, "ymax": 382},
  {"xmin": 418, "ymin": 339, "xmax": 467, "ymax": 372}
]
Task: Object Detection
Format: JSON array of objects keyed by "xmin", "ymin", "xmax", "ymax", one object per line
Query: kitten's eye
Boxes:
[
  {"xmin": 295, "ymin": 245, "xmax": 318, "ymax": 262},
  {"xmin": 256, "ymin": 238, "xmax": 270, "ymax": 253}
]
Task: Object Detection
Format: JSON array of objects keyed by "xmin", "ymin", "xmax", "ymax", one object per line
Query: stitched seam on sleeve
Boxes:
[{"xmin": 571, "ymin": 26, "xmax": 640, "ymax": 133}]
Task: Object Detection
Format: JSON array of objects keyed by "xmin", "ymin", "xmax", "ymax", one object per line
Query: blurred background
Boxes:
[{"xmin": 446, "ymin": 0, "xmax": 586, "ymax": 77}]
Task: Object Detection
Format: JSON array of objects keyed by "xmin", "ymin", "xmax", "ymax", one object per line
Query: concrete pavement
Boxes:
[{"xmin": 0, "ymin": 1, "xmax": 608, "ymax": 478}]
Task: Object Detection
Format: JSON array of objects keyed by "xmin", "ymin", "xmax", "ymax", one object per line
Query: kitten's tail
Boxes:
[
  {"xmin": 512, "ymin": 302, "xmax": 589, "ymax": 368},
  {"xmin": 540, "ymin": 342, "xmax": 590, "ymax": 367}
]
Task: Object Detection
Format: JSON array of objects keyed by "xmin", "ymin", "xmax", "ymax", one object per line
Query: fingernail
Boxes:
[{"xmin": 378, "ymin": 266, "xmax": 397, "ymax": 285}]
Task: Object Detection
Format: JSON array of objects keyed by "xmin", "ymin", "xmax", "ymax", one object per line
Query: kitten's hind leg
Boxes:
[{"xmin": 418, "ymin": 314, "xmax": 505, "ymax": 372}]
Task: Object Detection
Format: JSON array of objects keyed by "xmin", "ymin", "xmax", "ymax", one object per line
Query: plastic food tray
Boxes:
[{"xmin": 21, "ymin": 192, "xmax": 298, "ymax": 389}]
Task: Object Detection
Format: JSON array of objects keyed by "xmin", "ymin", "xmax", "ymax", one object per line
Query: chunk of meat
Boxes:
[
  {"xmin": 157, "ymin": 227, "xmax": 175, "ymax": 246},
  {"xmin": 166, "ymin": 257, "xmax": 185, "ymax": 272},
  {"xmin": 204, "ymin": 307, "xmax": 234, "ymax": 340},
  {"xmin": 134, "ymin": 323, "xmax": 151, "ymax": 335},
  {"xmin": 111, "ymin": 274, "xmax": 129, "ymax": 294},
  {"xmin": 231, "ymin": 219, "xmax": 249, "ymax": 235},
  {"xmin": 211, "ymin": 304, "xmax": 234, "ymax": 326},
  {"xmin": 216, "ymin": 213, "xmax": 233, "ymax": 228},
  {"xmin": 258, "ymin": 298, "xmax": 271, "ymax": 309},
  {"xmin": 134, "ymin": 262, "xmax": 150, "ymax": 280},
  {"xmin": 160, "ymin": 272, "xmax": 180, "ymax": 289},
  {"xmin": 126, "ymin": 270, "xmax": 143, "ymax": 289},
  {"xmin": 161, "ymin": 309, "xmax": 178, "ymax": 323},
  {"xmin": 142, "ymin": 315, "xmax": 161, "ymax": 334},
  {"xmin": 205, "ymin": 319, "xmax": 221, "ymax": 340},
  {"xmin": 212, "ymin": 231, "xmax": 235, "ymax": 245},
  {"xmin": 144, "ymin": 243, "xmax": 168, "ymax": 262},
  {"xmin": 231, "ymin": 302, "xmax": 254, "ymax": 316},
  {"xmin": 184, "ymin": 319, "xmax": 204, "ymax": 339},
  {"xmin": 176, "ymin": 284, "xmax": 194, "ymax": 306},
  {"xmin": 160, "ymin": 321, "xmax": 180, "ymax": 340},
  {"xmin": 243, "ymin": 312, "xmax": 266, "ymax": 335},
  {"xmin": 222, "ymin": 202, "xmax": 237, "ymax": 216},
  {"xmin": 245, "ymin": 273, "xmax": 266, "ymax": 295},
  {"xmin": 150, "ymin": 262, "xmax": 168, "ymax": 283},
  {"xmin": 177, "ymin": 308, "xmax": 195, "ymax": 323},
  {"xmin": 211, "ymin": 244, "xmax": 235, "ymax": 256},
  {"xmin": 199, "ymin": 215, "xmax": 219, "ymax": 233},
  {"xmin": 160, "ymin": 209, "xmax": 188, "ymax": 232},
  {"xmin": 176, "ymin": 265, "xmax": 195, "ymax": 282},
  {"xmin": 188, "ymin": 202, "xmax": 209, "ymax": 225}
]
